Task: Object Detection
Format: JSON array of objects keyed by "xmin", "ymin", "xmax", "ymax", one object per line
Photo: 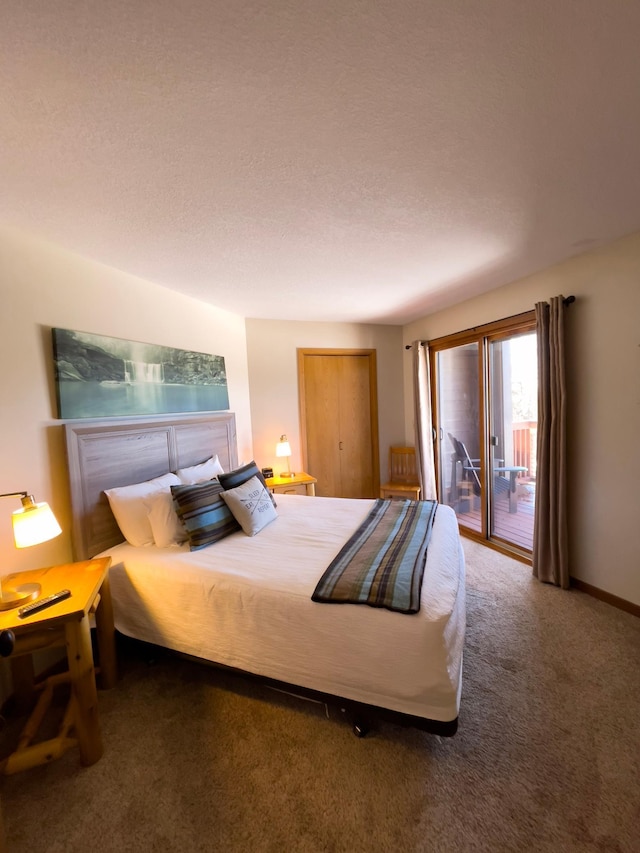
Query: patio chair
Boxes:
[
  {"xmin": 449, "ymin": 433, "xmax": 527, "ymax": 513},
  {"xmin": 448, "ymin": 433, "xmax": 481, "ymax": 496}
]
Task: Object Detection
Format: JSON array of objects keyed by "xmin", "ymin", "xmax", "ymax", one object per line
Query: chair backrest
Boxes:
[
  {"xmin": 388, "ymin": 446, "xmax": 418, "ymax": 484},
  {"xmin": 448, "ymin": 433, "xmax": 481, "ymax": 492},
  {"xmin": 448, "ymin": 433, "xmax": 465, "ymax": 462}
]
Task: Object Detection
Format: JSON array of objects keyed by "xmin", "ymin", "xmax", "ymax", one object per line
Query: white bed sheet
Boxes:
[{"xmin": 101, "ymin": 494, "xmax": 465, "ymax": 722}]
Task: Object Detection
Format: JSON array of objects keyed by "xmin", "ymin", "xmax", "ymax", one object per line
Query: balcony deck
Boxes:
[{"xmin": 452, "ymin": 483, "xmax": 535, "ymax": 552}]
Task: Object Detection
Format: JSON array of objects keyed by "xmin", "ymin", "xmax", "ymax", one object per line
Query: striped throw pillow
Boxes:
[
  {"xmin": 170, "ymin": 480, "xmax": 240, "ymax": 551},
  {"xmin": 218, "ymin": 461, "xmax": 276, "ymax": 506}
]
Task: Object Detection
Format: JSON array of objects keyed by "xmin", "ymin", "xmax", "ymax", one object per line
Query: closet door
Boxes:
[
  {"xmin": 301, "ymin": 354, "xmax": 342, "ymax": 495},
  {"xmin": 336, "ymin": 354, "xmax": 375, "ymax": 497},
  {"xmin": 298, "ymin": 350, "xmax": 379, "ymax": 499}
]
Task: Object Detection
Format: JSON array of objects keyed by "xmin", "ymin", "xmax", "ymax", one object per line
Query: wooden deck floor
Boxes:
[{"xmin": 452, "ymin": 490, "xmax": 535, "ymax": 551}]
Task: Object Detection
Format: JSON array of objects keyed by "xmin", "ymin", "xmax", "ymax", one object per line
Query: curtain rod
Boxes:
[{"xmin": 404, "ymin": 295, "xmax": 576, "ymax": 349}]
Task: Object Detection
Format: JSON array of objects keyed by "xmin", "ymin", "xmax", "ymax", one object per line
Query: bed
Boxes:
[{"xmin": 65, "ymin": 413, "xmax": 465, "ymax": 736}]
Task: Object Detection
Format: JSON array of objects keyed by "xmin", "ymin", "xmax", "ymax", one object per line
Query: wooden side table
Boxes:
[
  {"xmin": 0, "ymin": 557, "xmax": 116, "ymax": 774},
  {"xmin": 264, "ymin": 472, "xmax": 317, "ymax": 496}
]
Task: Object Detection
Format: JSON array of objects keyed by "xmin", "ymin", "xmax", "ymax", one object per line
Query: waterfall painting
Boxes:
[{"xmin": 52, "ymin": 328, "xmax": 229, "ymax": 419}]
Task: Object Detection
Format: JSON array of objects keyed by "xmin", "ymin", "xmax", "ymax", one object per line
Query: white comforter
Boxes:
[{"xmin": 102, "ymin": 494, "xmax": 465, "ymax": 722}]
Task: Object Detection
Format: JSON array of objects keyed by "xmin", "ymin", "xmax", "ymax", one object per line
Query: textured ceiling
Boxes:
[{"xmin": 2, "ymin": 1, "xmax": 640, "ymax": 324}]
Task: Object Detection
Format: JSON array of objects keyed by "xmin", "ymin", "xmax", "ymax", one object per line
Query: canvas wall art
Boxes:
[{"xmin": 52, "ymin": 328, "xmax": 229, "ymax": 419}]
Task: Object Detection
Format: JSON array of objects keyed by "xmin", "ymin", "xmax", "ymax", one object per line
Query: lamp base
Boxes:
[
  {"xmin": 279, "ymin": 471, "xmax": 296, "ymax": 478},
  {"xmin": 0, "ymin": 583, "xmax": 41, "ymax": 611}
]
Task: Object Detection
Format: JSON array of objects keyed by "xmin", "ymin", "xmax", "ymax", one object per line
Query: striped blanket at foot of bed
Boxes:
[{"xmin": 311, "ymin": 498, "xmax": 438, "ymax": 614}]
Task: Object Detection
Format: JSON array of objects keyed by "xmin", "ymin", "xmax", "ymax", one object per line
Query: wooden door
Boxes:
[
  {"xmin": 298, "ymin": 349, "xmax": 379, "ymax": 498},
  {"xmin": 302, "ymin": 355, "xmax": 342, "ymax": 495}
]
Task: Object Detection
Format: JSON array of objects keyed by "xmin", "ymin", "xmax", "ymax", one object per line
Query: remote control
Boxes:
[{"xmin": 18, "ymin": 589, "xmax": 72, "ymax": 619}]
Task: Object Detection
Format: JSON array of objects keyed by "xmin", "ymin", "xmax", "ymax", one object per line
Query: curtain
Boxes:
[
  {"xmin": 412, "ymin": 341, "xmax": 437, "ymax": 500},
  {"xmin": 533, "ymin": 297, "xmax": 569, "ymax": 587}
]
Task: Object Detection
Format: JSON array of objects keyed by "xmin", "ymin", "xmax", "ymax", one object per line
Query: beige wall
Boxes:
[
  {"xmin": 0, "ymin": 226, "xmax": 253, "ymax": 579},
  {"xmin": 245, "ymin": 319, "xmax": 404, "ymax": 484},
  {"xmin": 1, "ymin": 219, "xmax": 636, "ymax": 653},
  {"xmin": 404, "ymin": 232, "xmax": 640, "ymax": 606}
]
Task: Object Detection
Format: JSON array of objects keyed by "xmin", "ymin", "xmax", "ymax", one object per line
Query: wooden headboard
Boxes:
[{"xmin": 65, "ymin": 412, "xmax": 238, "ymax": 560}]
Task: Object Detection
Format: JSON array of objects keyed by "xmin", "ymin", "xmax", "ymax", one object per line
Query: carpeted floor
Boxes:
[{"xmin": 1, "ymin": 538, "xmax": 639, "ymax": 852}]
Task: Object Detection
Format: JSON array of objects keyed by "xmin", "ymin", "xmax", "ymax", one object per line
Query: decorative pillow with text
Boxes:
[
  {"xmin": 220, "ymin": 475, "xmax": 278, "ymax": 536},
  {"xmin": 219, "ymin": 460, "xmax": 276, "ymax": 506}
]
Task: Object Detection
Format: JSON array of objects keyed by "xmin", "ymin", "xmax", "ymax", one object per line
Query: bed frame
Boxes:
[
  {"xmin": 65, "ymin": 412, "xmax": 238, "ymax": 562},
  {"xmin": 64, "ymin": 413, "xmax": 458, "ymax": 737}
]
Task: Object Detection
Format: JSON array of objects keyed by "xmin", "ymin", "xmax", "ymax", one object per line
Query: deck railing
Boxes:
[{"xmin": 512, "ymin": 421, "xmax": 537, "ymax": 479}]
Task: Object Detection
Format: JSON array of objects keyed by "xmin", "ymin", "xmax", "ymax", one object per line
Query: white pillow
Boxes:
[
  {"xmin": 220, "ymin": 475, "xmax": 278, "ymax": 536},
  {"xmin": 105, "ymin": 472, "xmax": 181, "ymax": 546},
  {"xmin": 176, "ymin": 456, "xmax": 224, "ymax": 485},
  {"xmin": 146, "ymin": 491, "xmax": 187, "ymax": 548}
]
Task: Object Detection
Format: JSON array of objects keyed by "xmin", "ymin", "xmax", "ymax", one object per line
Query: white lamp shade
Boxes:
[
  {"xmin": 12, "ymin": 501, "xmax": 62, "ymax": 548},
  {"xmin": 276, "ymin": 437, "xmax": 292, "ymax": 458}
]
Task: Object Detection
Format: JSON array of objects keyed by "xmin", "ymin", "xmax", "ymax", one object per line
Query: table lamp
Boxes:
[
  {"xmin": 275, "ymin": 435, "xmax": 295, "ymax": 478},
  {"xmin": 0, "ymin": 491, "xmax": 62, "ymax": 610}
]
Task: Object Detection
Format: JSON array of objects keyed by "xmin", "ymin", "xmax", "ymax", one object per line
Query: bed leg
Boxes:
[
  {"xmin": 340, "ymin": 707, "xmax": 370, "ymax": 738},
  {"xmin": 352, "ymin": 720, "xmax": 369, "ymax": 738}
]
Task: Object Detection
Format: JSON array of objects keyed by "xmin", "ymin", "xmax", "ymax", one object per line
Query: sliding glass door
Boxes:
[
  {"xmin": 431, "ymin": 315, "xmax": 537, "ymax": 555},
  {"xmin": 487, "ymin": 331, "xmax": 537, "ymax": 550},
  {"xmin": 435, "ymin": 342, "xmax": 482, "ymax": 535}
]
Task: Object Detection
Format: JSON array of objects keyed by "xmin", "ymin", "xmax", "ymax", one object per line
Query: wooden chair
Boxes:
[{"xmin": 379, "ymin": 446, "xmax": 421, "ymax": 500}]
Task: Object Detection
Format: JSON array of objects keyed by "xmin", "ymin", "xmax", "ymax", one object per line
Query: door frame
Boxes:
[
  {"xmin": 297, "ymin": 348, "xmax": 380, "ymax": 494},
  {"xmin": 428, "ymin": 311, "xmax": 536, "ymax": 556}
]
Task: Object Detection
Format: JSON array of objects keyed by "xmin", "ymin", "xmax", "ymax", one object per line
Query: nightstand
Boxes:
[
  {"xmin": 264, "ymin": 472, "xmax": 317, "ymax": 496},
  {"xmin": 0, "ymin": 557, "xmax": 116, "ymax": 774}
]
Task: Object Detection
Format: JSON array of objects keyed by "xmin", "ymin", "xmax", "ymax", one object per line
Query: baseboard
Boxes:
[
  {"xmin": 571, "ymin": 579, "xmax": 640, "ymax": 618},
  {"xmin": 462, "ymin": 532, "xmax": 639, "ymax": 617}
]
